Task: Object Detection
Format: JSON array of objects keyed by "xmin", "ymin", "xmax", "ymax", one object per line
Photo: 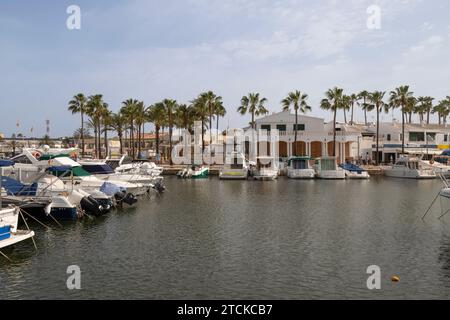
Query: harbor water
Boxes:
[{"xmin": 1, "ymin": 176, "xmax": 450, "ymax": 299}]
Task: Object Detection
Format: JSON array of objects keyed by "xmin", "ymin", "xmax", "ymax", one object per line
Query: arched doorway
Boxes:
[
  {"xmin": 279, "ymin": 141, "xmax": 288, "ymax": 158},
  {"xmin": 292, "ymin": 141, "xmax": 307, "ymax": 156},
  {"xmin": 310, "ymin": 141, "xmax": 322, "ymax": 158}
]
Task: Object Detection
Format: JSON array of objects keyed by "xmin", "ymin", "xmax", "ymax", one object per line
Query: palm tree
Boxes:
[
  {"xmin": 121, "ymin": 99, "xmax": 139, "ymax": 158},
  {"xmin": 358, "ymin": 91, "xmax": 371, "ymax": 125},
  {"xmin": 320, "ymin": 87, "xmax": 344, "ymax": 157},
  {"xmin": 86, "ymin": 94, "xmax": 106, "ymax": 158},
  {"xmin": 134, "ymin": 101, "xmax": 147, "ymax": 157},
  {"xmin": 389, "ymin": 86, "xmax": 414, "ymax": 154},
  {"xmin": 433, "ymin": 100, "xmax": 450, "ymax": 125},
  {"xmin": 341, "ymin": 95, "xmax": 351, "ymax": 124},
  {"xmin": 404, "ymin": 96, "xmax": 417, "ymax": 123},
  {"xmin": 198, "ymin": 91, "xmax": 222, "ymax": 145},
  {"xmin": 161, "ymin": 99, "xmax": 178, "ymax": 165},
  {"xmin": 68, "ymin": 93, "xmax": 87, "ymax": 156},
  {"xmin": 192, "ymin": 94, "xmax": 209, "ymax": 153},
  {"xmin": 214, "ymin": 101, "xmax": 227, "ymax": 134},
  {"xmin": 100, "ymin": 106, "xmax": 112, "ymax": 157},
  {"xmin": 176, "ymin": 104, "xmax": 196, "ymax": 133},
  {"xmin": 237, "ymin": 93, "xmax": 269, "ymax": 129},
  {"xmin": 281, "ymin": 90, "xmax": 311, "ymax": 156},
  {"xmin": 147, "ymin": 102, "xmax": 167, "ymax": 159},
  {"xmin": 416, "ymin": 96, "xmax": 434, "ymax": 124},
  {"xmin": 367, "ymin": 91, "xmax": 388, "ymax": 165},
  {"xmin": 110, "ymin": 112, "xmax": 126, "ymax": 155},
  {"xmin": 348, "ymin": 93, "xmax": 359, "ymax": 125}
]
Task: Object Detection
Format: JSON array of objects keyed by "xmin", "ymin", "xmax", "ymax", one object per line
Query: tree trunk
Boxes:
[
  {"xmin": 351, "ymin": 103, "xmax": 354, "ymax": 125},
  {"xmin": 209, "ymin": 104, "xmax": 213, "ymax": 146},
  {"xmin": 294, "ymin": 109, "xmax": 298, "ymax": 156},
  {"xmin": 344, "ymin": 108, "xmax": 347, "ymax": 124},
  {"xmin": 401, "ymin": 110, "xmax": 405, "ymax": 154},
  {"xmin": 156, "ymin": 125, "xmax": 160, "ymax": 157},
  {"xmin": 81, "ymin": 111, "xmax": 85, "ymax": 157},
  {"xmin": 427, "ymin": 111, "xmax": 430, "ymax": 124},
  {"xmin": 364, "ymin": 98, "xmax": 367, "ymax": 125},
  {"xmin": 333, "ymin": 107, "xmax": 337, "ymax": 157},
  {"xmin": 119, "ymin": 132, "xmax": 123, "ymax": 155},
  {"xmin": 376, "ymin": 105, "xmax": 380, "ymax": 165},
  {"xmin": 104, "ymin": 128, "xmax": 108, "ymax": 158}
]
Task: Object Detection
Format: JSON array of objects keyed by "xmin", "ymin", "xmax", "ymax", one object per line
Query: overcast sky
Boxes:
[{"xmin": 1, "ymin": 0, "xmax": 450, "ymax": 137}]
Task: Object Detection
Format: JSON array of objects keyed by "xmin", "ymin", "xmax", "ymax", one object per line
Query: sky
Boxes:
[{"xmin": 1, "ymin": 0, "xmax": 450, "ymax": 137}]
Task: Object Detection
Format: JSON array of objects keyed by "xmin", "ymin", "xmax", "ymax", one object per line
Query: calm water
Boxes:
[{"xmin": 1, "ymin": 176, "xmax": 450, "ymax": 299}]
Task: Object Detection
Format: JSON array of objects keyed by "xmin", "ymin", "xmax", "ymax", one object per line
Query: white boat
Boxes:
[
  {"xmin": 286, "ymin": 157, "xmax": 315, "ymax": 179},
  {"xmin": 78, "ymin": 160, "xmax": 159, "ymax": 186},
  {"xmin": 107, "ymin": 155, "xmax": 164, "ymax": 176},
  {"xmin": 384, "ymin": 156, "xmax": 436, "ymax": 179},
  {"xmin": 219, "ymin": 152, "xmax": 249, "ymax": 180},
  {"xmin": 8, "ymin": 150, "xmax": 148, "ymax": 196},
  {"xmin": 252, "ymin": 156, "xmax": 278, "ymax": 181},
  {"xmin": 314, "ymin": 157, "xmax": 346, "ymax": 180},
  {"xmin": 0, "ymin": 207, "xmax": 35, "ymax": 250},
  {"xmin": 177, "ymin": 166, "xmax": 210, "ymax": 179},
  {"xmin": 339, "ymin": 163, "xmax": 370, "ymax": 179}
]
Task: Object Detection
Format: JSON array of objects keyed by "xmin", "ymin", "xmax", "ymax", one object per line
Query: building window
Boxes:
[
  {"xmin": 409, "ymin": 132, "xmax": 425, "ymax": 142},
  {"xmin": 426, "ymin": 133, "xmax": 436, "ymax": 142},
  {"xmin": 261, "ymin": 125, "xmax": 271, "ymax": 131},
  {"xmin": 445, "ymin": 135, "xmax": 448, "ymax": 142},
  {"xmin": 387, "ymin": 134, "xmax": 391, "ymax": 141},
  {"xmin": 293, "ymin": 124, "xmax": 305, "ymax": 131},
  {"xmin": 276, "ymin": 125, "xmax": 286, "ymax": 131}
]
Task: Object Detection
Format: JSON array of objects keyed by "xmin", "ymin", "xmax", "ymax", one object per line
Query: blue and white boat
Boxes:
[
  {"xmin": 1, "ymin": 175, "xmax": 79, "ymax": 220},
  {"xmin": 339, "ymin": 163, "xmax": 370, "ymax": 179},
  {"xmin": 0, "ymin": 206, "xmax": 35, "ymax": 251}
]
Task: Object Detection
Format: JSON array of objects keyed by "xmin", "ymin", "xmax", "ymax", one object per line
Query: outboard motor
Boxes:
[
  {"xmin": 122, "ymin": 193, "xmax": 138, "ymax": 206},
  {"xmin": 80, "ymin": 196, "xmax": 104, "ymax": 216},
  {"xmin": 152, "ymin": 181, "xmax": 166, "ymax": 194}
]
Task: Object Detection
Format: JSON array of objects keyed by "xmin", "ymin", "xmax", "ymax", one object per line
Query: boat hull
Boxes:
[
  {"xmin": 219, "ymin": 170, "xmax": 248, "ymax": 180},
  {"xmin": 384, "ymin": 169, "xmax": 436, "ymax": 179},
  {"xmin": 316, "ymin": 170, "xmax": 346, "ymax": 180},
  {"xmin": 287, "ymin": 169, "xmax": 315, "ymax": 179}
]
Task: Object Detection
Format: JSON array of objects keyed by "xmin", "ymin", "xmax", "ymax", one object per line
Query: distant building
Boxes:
[{"xmin": 253, "ymin": 111, "xmax": 450, "ymax": 164}]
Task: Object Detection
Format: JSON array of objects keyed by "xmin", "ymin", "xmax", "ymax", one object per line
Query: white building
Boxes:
[
  {"xmin": 254, "ymin": 111, "xmax": 362, "ymax": 163},
  {"xmin": 252, "ymin": 111, "xmax": 450, "ymax": 164}
]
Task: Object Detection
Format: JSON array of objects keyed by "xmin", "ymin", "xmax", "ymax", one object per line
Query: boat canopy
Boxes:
[
  {"xmin": 0, "ymin": 160, "xmax": 14, "ymax": 167},
  {"xmin": 339, "ymin": 163, "xmax": 366, "ymax": 173},
  {"xmin": 317, "ymin": 158, "xmax": 337, "ymax": 171},
  {"xmin": 46, "ymin": 165, "xmax": 91, "ymax": 177},
  {"xmin": 40, "ymin": 153, "xmax": 73, "ymax": 161},
  {"xmin": 0, "ymin": 176, "xmax": 37, "ymax": 196}
]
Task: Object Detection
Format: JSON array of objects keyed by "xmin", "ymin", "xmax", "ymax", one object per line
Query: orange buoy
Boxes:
[{"xmin": 391, "ymin": 276, "xmax": 400, "ymax": 282}]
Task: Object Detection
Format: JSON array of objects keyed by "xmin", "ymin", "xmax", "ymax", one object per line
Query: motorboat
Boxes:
[
  {"xmin": 314, "ymin": 157, "xmax": 346, "ymax": 180},
  {"xmin": 219, "ymin": 152, "xmax": 249, "ymax": 180},
  {"xmin": 78, "ymin": 160, "xmax": 165, "ymax": 194},
  {"xmin": 339, "ymin": 163, "xmax": 370, "ymax": 179},
  {"xmin": 177, "ymin": 166, "xmax": 210, "ymax": 179},
  {"xmin": 384, "ymin": 156, "xmax": 436, "ymax": 179},
  {"xmin": 8, "ymin": 150, "xmax": 148, "ymax": 196},
  {"xmin": 286, "ymin": 157, "xmax": 315, "ymax": 179},
  {"xmin": 106, "ymin": 155, "xmax": 164, "ymax": 176},
  {"xmin": 1, "ymin": 175, "xmax": 80, "ymax": 220},
  {"xmin": 252, "ymin": 156, "xmax": 278, "ymax": 181},
  {"xmin": 0, "ymin": 207, "xmax": 35, "ymax": 252}
]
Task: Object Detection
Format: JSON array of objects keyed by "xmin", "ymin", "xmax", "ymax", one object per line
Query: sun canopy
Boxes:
[{"xmin": 0, "ymin": 160, "xmax": 14, "ymax": 167}]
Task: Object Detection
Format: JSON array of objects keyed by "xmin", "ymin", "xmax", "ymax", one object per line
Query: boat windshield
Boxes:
[
  {"xmin": 291, "ymin": 160, "xmax": 307, "ymax": 169},
  {"xmin": 406, "ymin": 161, "xmax": 418, "ymax": 170},
  {"xmin": 320, "ymin": 159, "xmax": 336, "ymax": 171},
  {"xmin": 82, "ymin": 164, "xmax": 115, "ymax": 175}
]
